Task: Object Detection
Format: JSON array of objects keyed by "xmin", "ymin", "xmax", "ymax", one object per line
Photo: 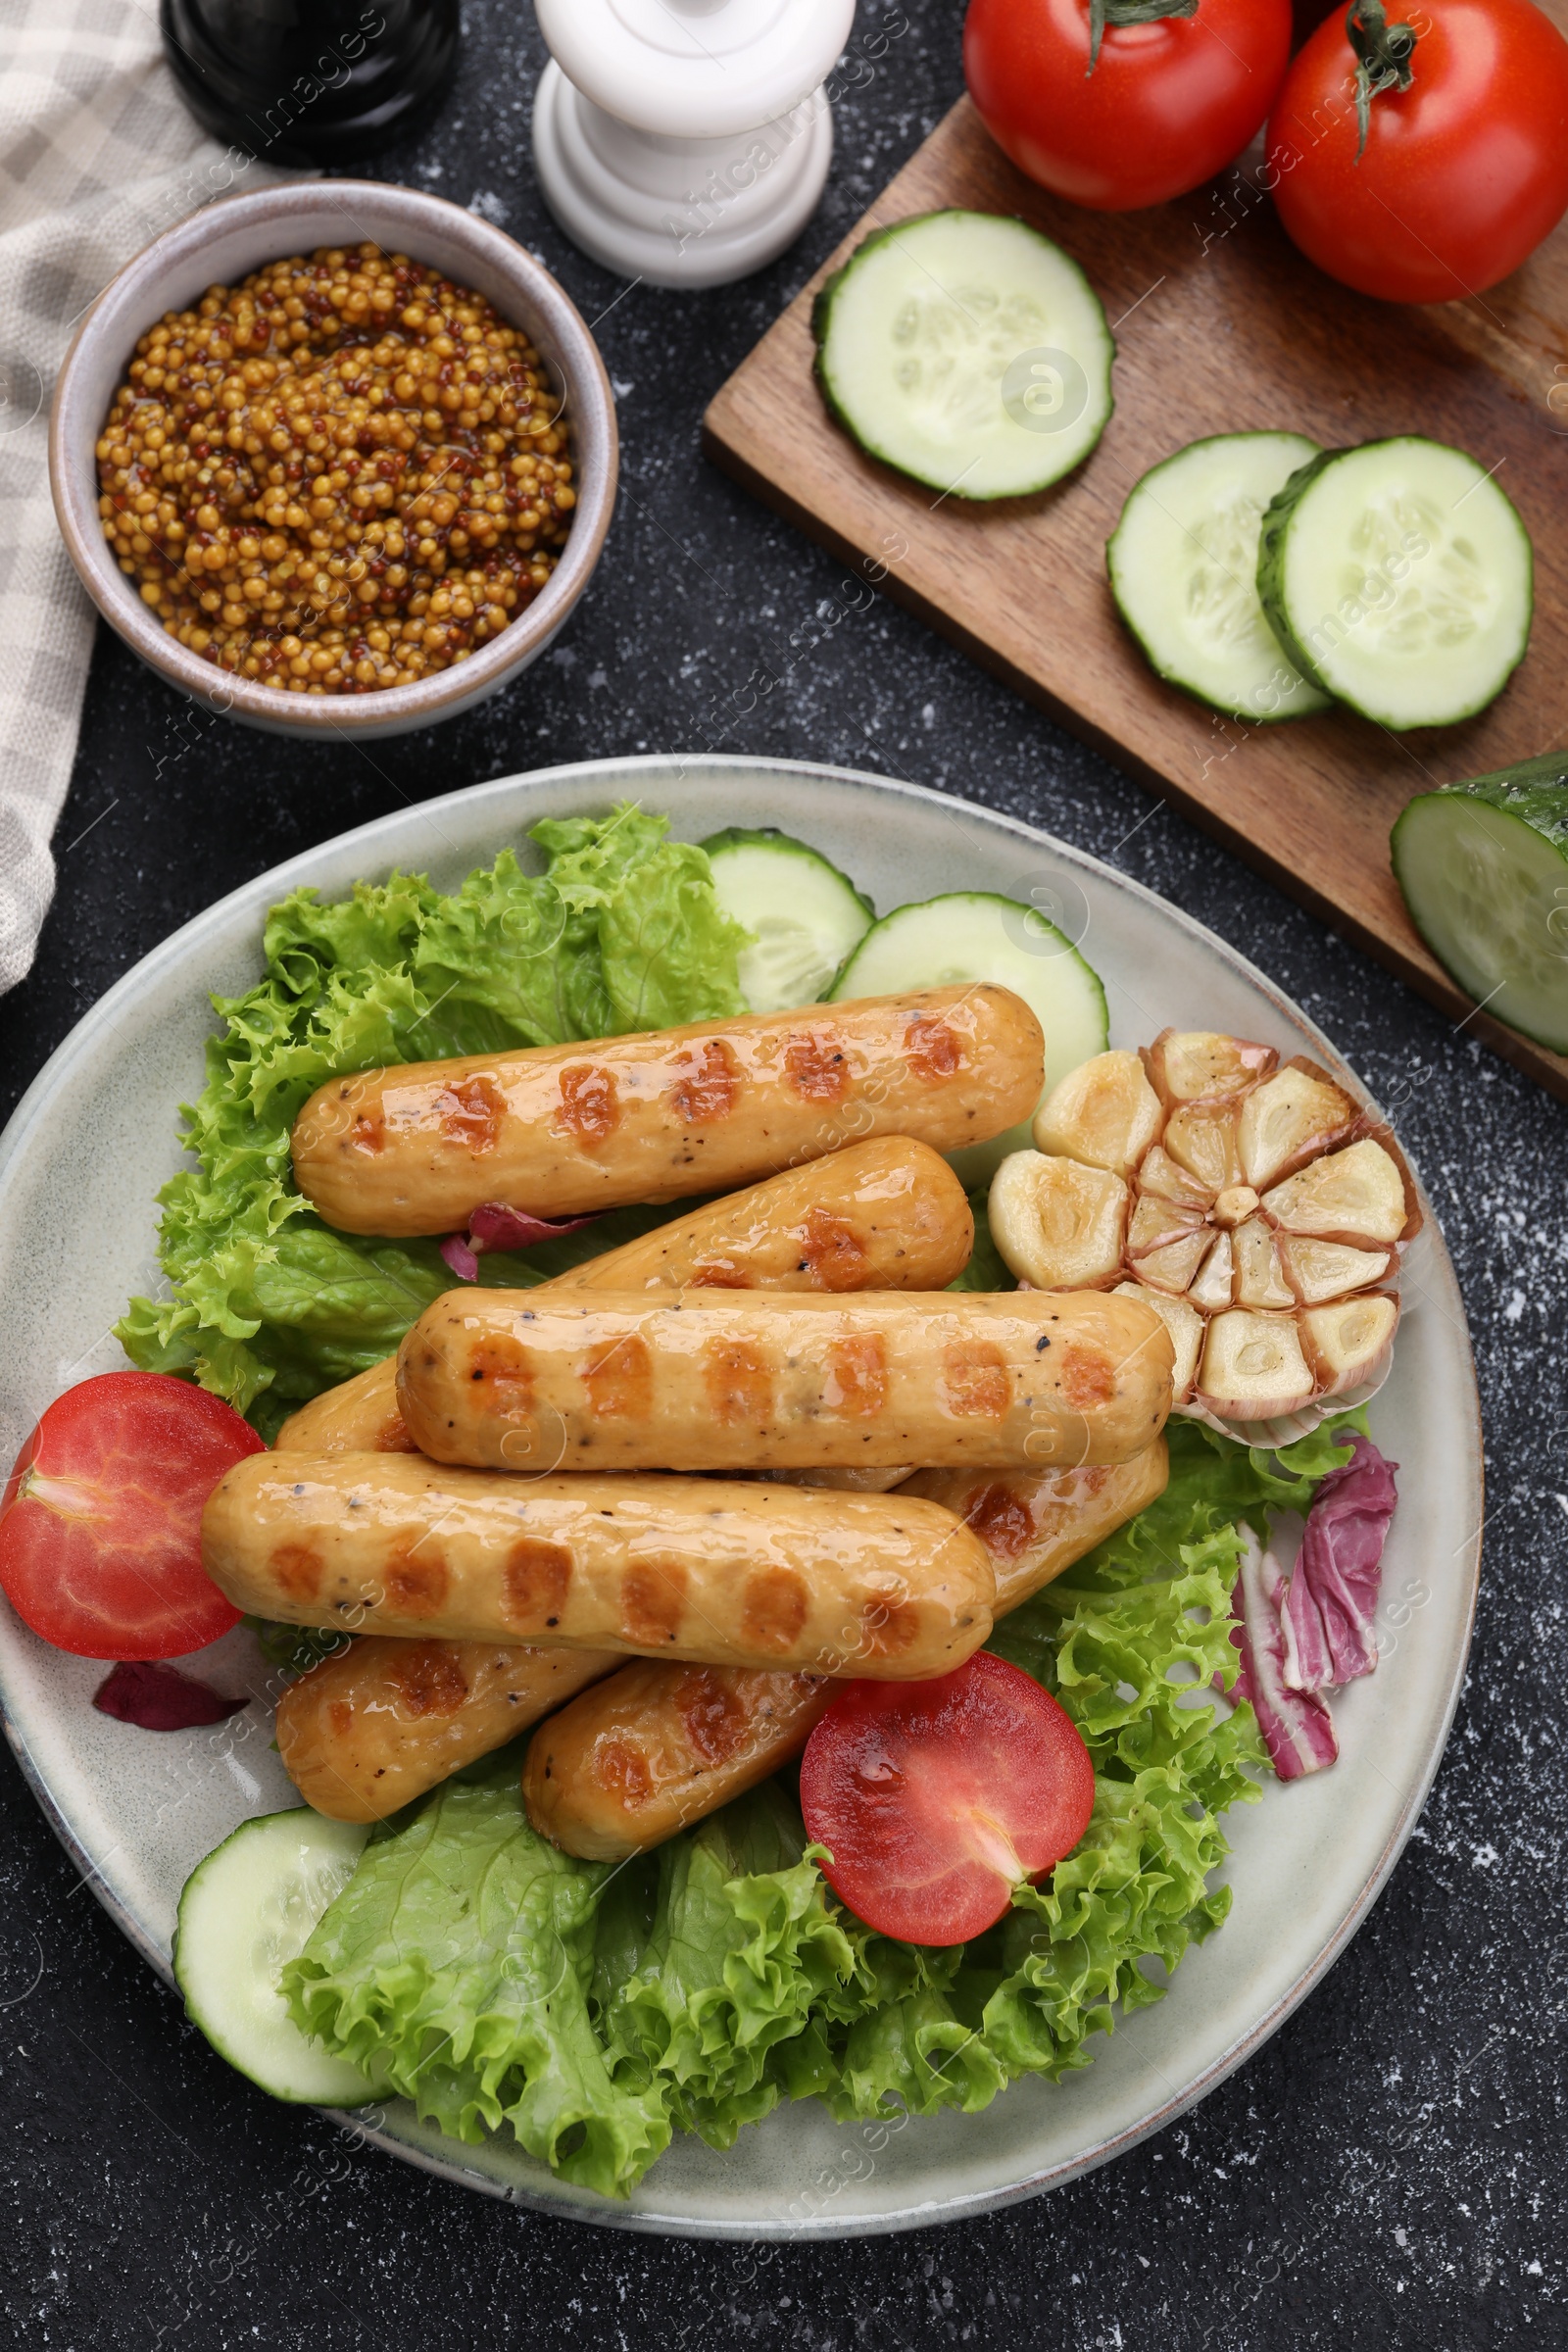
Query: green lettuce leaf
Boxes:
[
  {"xmin": 117, "ymin": 808, "xmax": 749, "ymax": 1426},
  {"xmin": 283, "ymin": 1771, "xmax": 670, "ymax": 2197}
]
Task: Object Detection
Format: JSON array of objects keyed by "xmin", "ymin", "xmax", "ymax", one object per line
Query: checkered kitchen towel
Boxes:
[{"xmin": 0, "ymin": 0, "xmax": 289, "ymax": 992}]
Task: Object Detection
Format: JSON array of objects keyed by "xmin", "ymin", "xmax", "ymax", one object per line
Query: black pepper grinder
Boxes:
[{"xmin": 161, "ymin": 0, "xmax": 460, "ymax": 167}]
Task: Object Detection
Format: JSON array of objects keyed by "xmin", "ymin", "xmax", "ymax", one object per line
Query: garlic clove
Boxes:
[
  {"xmin": 1232, "ymin": 1217, "xmax": 1296, "ymax": 1310},
  {"xmin": 1196, "ymin": 1310, "xmax": 1316, "ymax": 1419},
  {"xmin": 1163, "ymin": 1101, "xmax": 1244, "ymax": 1192},
  {"xmin": 1237, "ymin": 1061, "xmax": 1358, "ymax": 1192},
  {"xmin": 1188, "ymin": 1229, "xmax": 1235, "ymax": 1313},
  {"xmin": 1033, "ymin": 1049, "xmax": 1163, "ymax": 1175},
  {"xmin": 1277, "ymin": 1234, "xmax": 1395, "ymax": 1306},
  {"xmin": 1127, "ymin": 1193, "xmax": 1204, "ymax": 1257},
  {"xmin": 1115, "ymin": 1281, "xmax": 1203, "ymax": 1403},
  {"xmin": 1300, "ymin": 1294, "xmax": 1399, "ymax": 1396},
  {"xmin": 1261, "ymin": 1138, "xmax": 1408, "ymax": 1247},
  {"xmin": 1144, "ymin": 1028, "xmax": 1277, "ymax": 1106},
  {"xmin": 1137, "ymin": 1145, "xmax": 1214, "ymax": 1209},
  {"xmin": 1133, "ymin": 1228, "xmax": 1213, "ymax": 1296},
  {"xmin": 988, "ymin": 1150, "xmax": 1128, "ymax": 1290}
]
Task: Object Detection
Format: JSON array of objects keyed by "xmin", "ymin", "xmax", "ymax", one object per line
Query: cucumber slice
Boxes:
[
  {"xmin": 829, "ymin": 892, "xmax": 1108, "ymax": 1184},
  {"xmin": 701, "ymin": 827, "xmax": 874, "ymax": 1011},
  {"xmin": 1107, "ymin": 433, "xmax": 1333, "ymax": 723},
  {"xmin": 811, "ymin": 209, "xmax": 1114, "ymax": 501},
  {"xmin": 1392, "ymin": 754, "xmax": 1568, "ymax": 1052},
  {"xmin": 1257, "ymin": 438, "xmax": 1534, "ymax": 730},
  {"xmin": 173, "ymin": 1810, "xmax": 386, "ymax": 2107}
]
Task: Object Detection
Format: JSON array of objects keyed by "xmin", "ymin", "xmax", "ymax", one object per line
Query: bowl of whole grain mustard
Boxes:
[{"xmin": 49, "ymin": 181, "xmax": 617, "ymax": 738}]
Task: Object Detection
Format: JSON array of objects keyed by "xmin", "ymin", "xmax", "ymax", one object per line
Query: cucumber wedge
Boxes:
[
  {"xmin": 830, "ymin": 891, "xmax": 1108, "ymax": 1183},
  {"xmin": 173, "ymin": 1810, "xmax": 386, "ymax": 2107},
  {"xmin": 1257, "ymin": 438, "xmax": 1533, "ymax": 730},
  {"xmin": 701, "ymin": 827, "xmax": 873, "ymax": 1011},
  {"xmin": 1392, "ymin": 754, "xmax": 1568, "ymax": 1052},
  {"xmin": 1108, "ymin": 433, "xmax": 1333, "ymax": 723},
  {"xmin": 812, "ymin": 210, "xmax": 1114, "ymax": 501}
]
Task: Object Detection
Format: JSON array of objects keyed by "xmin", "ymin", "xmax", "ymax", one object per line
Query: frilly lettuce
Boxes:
[{"xmin": 116, "ymin": 808, "xmax": 749, "ymax": 1434}]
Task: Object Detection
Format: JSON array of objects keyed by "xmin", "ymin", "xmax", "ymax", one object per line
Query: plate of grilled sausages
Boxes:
[{"xmin": 0, "ymin": 756, "xmax": 1481, "ymax": 2234}]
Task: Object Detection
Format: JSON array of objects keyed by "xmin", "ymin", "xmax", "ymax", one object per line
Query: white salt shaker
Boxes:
[{"xmin": 532, "ymin": 0, "xmax": 857, "ymax": 289}]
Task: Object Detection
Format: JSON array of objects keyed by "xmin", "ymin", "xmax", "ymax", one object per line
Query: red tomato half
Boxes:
[
  {"xmin": 799, "ymin": 1653, "xmax": 1097, "ymax": 1946},
  {"xmin": 0, "ymin": 1372, "xmax": 264, "ymax": 1659},
  {"xmin": 1266, "ymin": 0, "xmax": 1568, "ymax": 302},
  {"xmin": 964, "ymin": 0, "xmax": 1294, "ymax": 213}
]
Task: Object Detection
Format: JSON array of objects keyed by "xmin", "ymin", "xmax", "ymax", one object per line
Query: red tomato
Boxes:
[
  {"xmin": 963, "ymin": 0, "xmax": 1294, "ymax": 212},
  {"xmin": 799, "ymin": 1653, "xmax": 1097, "ymax": 1946},
  {"xmin": 1266, "ymin": 0, "xmax": 1568, "ymax": 302},
  {"xmin": 0, "ymin": 1372, "xmax": 264, "ymax": 1660}
]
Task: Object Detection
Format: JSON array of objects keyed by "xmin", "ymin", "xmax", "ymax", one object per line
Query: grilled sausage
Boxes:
[
  {"xmin": 397, "ymin": 1289, "xmax": 1173, "ymax": 1474},
  {"xmin": 521, "ymin": 1439, "xmax": 1170, "ymax": 1859},
  {"xmin": 274, "ymin": 1137, "xmax": 972, "ymax": 1456},
  {"xmin": 901, "ymin": 1439, "xmax": 1170, "ymax": 1616},
  {"xmin": 275, "ymin": 1636, "xmax": 617, "ymax": 1822},
  {"xmin": 289, "ymin": 985, "xmax": 1043, "ymax": 1237},
  {"xmin": 523, "ymin": 1664, "xmax": 830, "ymax": 1862},
  {"xmin": 203, "ymin": 1454, "xmax": 995, "ymax": 1679}
]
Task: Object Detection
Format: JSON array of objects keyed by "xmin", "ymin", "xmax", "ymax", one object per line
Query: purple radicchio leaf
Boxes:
[
  {"xmin": 1281, "ymin": 1435, "xmax": 1399, "ymax": 1693},
  {"xmin": 439, "ymin": 1234, "xmax": 480, "ymax": 1282},
  {"xmin": 466, "ymin": 1203, "xmax": 600, "ymax": 1253},
  {"xmin": 93, "ymin": 1660, "xmax": 248, "ymax": 1732},
  {"xmin": 1229, "ymin": 1523, "xmax": 1339, "ymax": 1782}
]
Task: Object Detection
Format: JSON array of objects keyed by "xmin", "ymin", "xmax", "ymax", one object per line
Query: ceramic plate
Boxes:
[{"xmin": 0, "ymin": 758, "xmax": 1481, "ymax": 2236}]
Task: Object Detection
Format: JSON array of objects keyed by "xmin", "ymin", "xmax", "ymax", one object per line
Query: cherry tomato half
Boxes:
[
  {"xmin": 0, "ymin": 1372, "xmax": 264, "ymax": 1659},
  {"xmin": 964, "ymin": 0, "xmax": 1294, "ymax": 213},
  {"xmin": 1266, "ymin": 0, "xmax": 1568, "ymax": 303},
  {"xmin": 799, "ymin": 1652, "xmax": 1097, "ymax": 1946}
]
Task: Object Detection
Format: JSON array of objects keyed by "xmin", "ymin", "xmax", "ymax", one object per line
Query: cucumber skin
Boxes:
[
  {"xmin": 1256, "ymin": 439, "xmax": 1535, "ymax": 730},
  {"xmin": 1254, "ymin": 448, "xmax": 1346, "ymax": 699},
  {"xmin": 1106, "ymin": 431, "xmax": 1328, "ymax": 726},
  {"xmin": 699, "ymin": 827, "xmax": 875, "ymax": 921},
  {"xmin": 1391, "ymin": 758, "xmax": 1568, "ymax": 1054},
  {"xmin": 809, "ymin": 209, "xmax": 1114, "ymax": 504}
]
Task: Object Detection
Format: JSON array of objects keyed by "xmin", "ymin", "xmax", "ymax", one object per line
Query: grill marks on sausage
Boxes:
[
  {"xmin": 270, "ymin": 1543, "xmax": 325, "ymax": 1603},
  {"xmin": 941, "ymin": 1341, "xmax": 1012, "ymax": 1420},
  {"xmin": 381, "ymin": 1538, "xmax": 450, "ymax": 1617},
  {"xmin": 349, "ymin": 1113, "xmax": 385, "ymax": 1155},
  {"xmin": 595, "ymin": 1736, "xmax": 653, "ymax": 1807},
  {"xmin": 784, "ymin": 1032, "xmax": 849, "ymax": 1102},
  {"xmin": 961, "ymin": 1481, "xmax": 1037, "ymax": 1560},
  {"xmin": 859, "ymin": 1584, "xmax": 921, "ymax": 1659},
  {"xmin": 581, "ymin": 1333, "xmax": 652, "ymax": 1421},
  {"xmin": 556, "ymin": 1063, "xmax": 620, "ymax": 1148},
  {"xmin": 796, "ymin": 1207, "xmax": 870, "ymax": 1292},
  {"xmin": 822, "ymin": 1334, "xmax": 887, "ymax": 1419},
  {"xmin": 740, "ymin": 1567, "xmax": 810, "ymax": 1654},
  {"xmin": 619, "ymin": 1557, "xmax": 687, "ymax": 1646},
  {"xmin": 905, "ymin": 1012, "xmax": 964, "ymax": 1084},
  {"xmin": 385, "ymin": 1641, "xmax": 470, "ymax": 1718},
  {"xmin": 1059, "ymin": 1346, "xmax": 1116, "ymax": 1412},
  {"xmin": 466, "ymin": 1333, "xmax": 534, "ymax": 1420},
  {"xmin": 669, "ymin": 1038, "xmax": 741, "ymax": 1126},
  {"xmin": 503, "ymin": 1536, "xmax": 573, "ymax": 1630},
  {"xmin": 433, "ymin": 1073, "xmax": 504, "ymax": 1153},
  {"xmin": 704, "ymin": 1338, "xmax": 773, "ymax": 1427},
  {"xmin": 675, "ymin": 1668, "xmax": 752, "ymax": 1765},
  {"xmin": 687, "ymin": 1256, "xmax": 753, "ymax": 1289}
]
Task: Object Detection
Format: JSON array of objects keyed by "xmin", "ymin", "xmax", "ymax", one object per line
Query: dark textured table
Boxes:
[{"xmin": 2, "ymin": 6, "xmax": 1564, "ymax": 2345}]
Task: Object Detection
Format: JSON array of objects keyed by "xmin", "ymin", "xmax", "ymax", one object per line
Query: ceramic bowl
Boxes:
[{"xmin": 48, "ymin": 180, "xmax": 617, "ymax": 740}]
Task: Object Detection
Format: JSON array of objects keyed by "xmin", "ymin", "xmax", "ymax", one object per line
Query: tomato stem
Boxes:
[
  {"xmin": 1086, "ymin": 0, "xmax": 1200, "ymax": 74},
  {"xmin": 1345, "ymin": 0, "xmax": 1418, "ymax": 161}
]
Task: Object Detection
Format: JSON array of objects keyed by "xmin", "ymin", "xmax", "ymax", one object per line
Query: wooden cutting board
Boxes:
[{"xmin": 704, "ymin": 92, "xmax": 1568, "ymax": 1103}]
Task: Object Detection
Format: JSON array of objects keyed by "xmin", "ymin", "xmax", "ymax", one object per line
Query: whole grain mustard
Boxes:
[{"xmin": 95, "ymin": 243, "xmax": 576, "ymax": 695}]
